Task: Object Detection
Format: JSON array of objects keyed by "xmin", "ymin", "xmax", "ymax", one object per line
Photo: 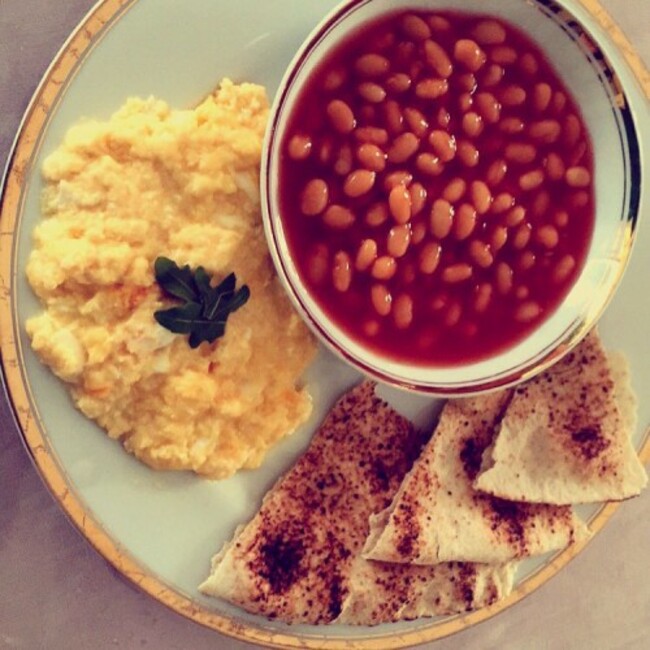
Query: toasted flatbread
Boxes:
[
  {"xmin": 336, "ymin": 558, "xmax": 515, "ymax": 625},
  {"xmin": 363, "ymin": 391, "xmax": 587, "ymax": 565},
  {"xmin": 200, "ymin": 382, "xmax": 515, "ymax": 625},
  {"xmin": 475, "ymin": 332, "xmax": 648, "ymax": 504}
]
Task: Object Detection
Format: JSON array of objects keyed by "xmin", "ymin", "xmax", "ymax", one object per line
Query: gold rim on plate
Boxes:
[{"xmin": 0, "ymin": 1, "xmax": 648, "ymax": 648}]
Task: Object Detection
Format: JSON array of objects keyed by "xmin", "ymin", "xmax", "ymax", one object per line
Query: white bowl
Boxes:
[{"xmin": 261, "ymin": 0, "xmax": 641, "ymax": 395}]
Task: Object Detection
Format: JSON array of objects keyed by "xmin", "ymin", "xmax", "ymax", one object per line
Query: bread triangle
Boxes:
[
  {"xmin": 363, "ymin": 391, "xmax": 588, "ymax": 565},
  {"xmin": 474, "ymin": 331, "xmax": 647, "ymax": 504}
]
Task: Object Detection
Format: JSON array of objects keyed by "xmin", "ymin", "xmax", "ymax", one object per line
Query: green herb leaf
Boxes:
[
  {"xmin": 154, "ymin": 257, "xmax": 200, "ymax": 303},
  {"xmin": 154, "ymin": 302, "xmax": 203, "ymax": 334},
  {"xmin": 201, "ymin": 272, "xmax": 232, "ymax": 319},
  {"xmin": 153, "ymin": 257, "xmax": 250, "ymax": 348},
  {"xmin": 193, "ymin": 266, "xmax": 213, "ymax": 300},
  {"xmin": 189, "ymin": 321, "xmax": 225, "ymax": 349},
  {"xmin": 219, "ymin": 284, "xmax": 250, "ymax": 318}
]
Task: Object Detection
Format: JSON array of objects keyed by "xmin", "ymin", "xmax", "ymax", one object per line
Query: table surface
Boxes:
[{"xmin": 1, "ymin": 1, "xmax": 648, "ymax": 649}]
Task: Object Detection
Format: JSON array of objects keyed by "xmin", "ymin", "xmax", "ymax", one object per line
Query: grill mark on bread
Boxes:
[
  {"xmin": 393, "ymin": 499, "xmax": 422, "ymax": 559},
  {"xmin": 460, "ymin": 397, "xmax": 511, "ymax": 480},
  {"xmin": 457, "ymin": 563, "xmax": 479, "ymax": 610},
  {"xmin": 570, "ymin": 425, "xmax": 611, "ymax": 460},
  {"xmin": 460, "ymin": 437, "xmax": 485, "ymax": 480},
  {"xmin": 256, "ymin": 525, "xmax": 306, "ymax": 594},
  {"xmin": 488, "ymin": 498, "xmax": 527, "ymax": 542}
]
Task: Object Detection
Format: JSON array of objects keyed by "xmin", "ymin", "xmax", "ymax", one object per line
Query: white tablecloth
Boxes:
[{"xmin": 1, "ymin": 1, "xmax": 648, "ymax": 648}]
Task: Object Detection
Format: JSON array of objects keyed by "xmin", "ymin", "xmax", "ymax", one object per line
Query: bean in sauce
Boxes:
[{"xmin": 279, "ymin": 10, "xmax": 594, "ymax": 366}]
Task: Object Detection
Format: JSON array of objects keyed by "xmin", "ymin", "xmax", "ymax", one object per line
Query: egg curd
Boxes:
[{"xmin": 26, "ymin": 80, "xmax": 316, "ymax": 479}]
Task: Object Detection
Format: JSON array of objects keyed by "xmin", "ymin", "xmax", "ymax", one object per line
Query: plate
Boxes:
[{"xmin": 0, "ymin": 1, "xmax": 648, "ymax": 648}]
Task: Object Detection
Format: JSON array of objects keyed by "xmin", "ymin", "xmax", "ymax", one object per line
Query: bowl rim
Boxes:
[{"xmin": 261, "ymin": 0, "xmax": 643, "ymax": 396}]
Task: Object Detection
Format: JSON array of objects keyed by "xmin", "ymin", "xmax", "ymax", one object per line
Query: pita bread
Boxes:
[
  {"xmin": 336, "ymin": 557, "xmax": 515, "ymax": 625},
  {"xmin": 475, "ymin": 331, "xmax": 648, "ymax": 504},
  {"xmin": 363, "ymin": 391, "xmax": 587, "ymax": 565},
  {"xmin": 200, "ymin": 382, "xmax": 515, "ymax": 624}
]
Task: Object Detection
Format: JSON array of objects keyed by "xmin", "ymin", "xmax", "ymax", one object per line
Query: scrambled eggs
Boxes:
[{"xmin": 26, "ymin": 80, "xmax": 316, "ymax": 479}]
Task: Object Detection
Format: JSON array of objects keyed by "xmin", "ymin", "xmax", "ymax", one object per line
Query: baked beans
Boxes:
[
  {"xmin": 288, "ymin": 134, "xmax": 313, "ymax": 160},
  {"xmin": 280, "ymin": 10, "xmax": 594, "ymax": 365},
  {"xmin": 409, "ymin": 182, "xmax": 428, "ymax": 215},
  {"xmin": 355, "ymin": 239, "xmax": 378, "ymax": 271},
  {"xmin": 332, "ymin": 251, "xmax": 353, "ymax": 292}
]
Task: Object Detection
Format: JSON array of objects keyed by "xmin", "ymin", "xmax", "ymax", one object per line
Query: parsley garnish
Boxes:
[{"xmin": 153, "ymin": 256, "xmax": 250, "ymax": 348}]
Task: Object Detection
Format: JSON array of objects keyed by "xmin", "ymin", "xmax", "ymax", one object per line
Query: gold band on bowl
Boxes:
[{"xmin": 0, "ymin": 1, "xmax": 648, "ymax": 648}]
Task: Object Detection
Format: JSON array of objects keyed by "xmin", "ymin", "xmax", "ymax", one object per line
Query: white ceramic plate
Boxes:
[{"xmin": 0, "ymin": 1, "xmax": 648, "ymax": 648}]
